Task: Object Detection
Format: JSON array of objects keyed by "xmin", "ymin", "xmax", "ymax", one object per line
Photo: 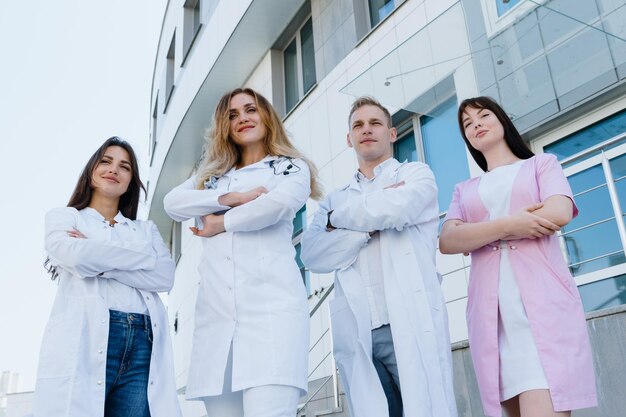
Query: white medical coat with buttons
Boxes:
[
  {"xmin": 33, "ymin": 207, "xmax": 181, "ymax": 417},
  {"xmin": 163, "ymin": 156, "xmax": 310, "ymax": 399},
  {"xmin": 301, "ymin": 159, "xmax": 458, "ymax": 417}
]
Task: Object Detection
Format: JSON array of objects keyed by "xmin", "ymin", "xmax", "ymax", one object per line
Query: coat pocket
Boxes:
[
  {"xmin": 37, "ymin": 313, "xmax": 82, "ymax": 378},
  {"xmin": 329, "ymin": 296, "xmax": 358, "ymax": 361}
]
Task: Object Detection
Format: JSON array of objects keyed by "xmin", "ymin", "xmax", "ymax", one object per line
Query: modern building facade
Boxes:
[{"xmin": 147, "ymin": 1, "xmax": 626, "ymax": 415}]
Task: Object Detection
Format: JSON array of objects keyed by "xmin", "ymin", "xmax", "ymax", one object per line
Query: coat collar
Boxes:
[
  {"xmin": 347, "ymin": 158, "xmax": 403, "ymax": 191},
  {"xmin": 82, "ymin": 207, "xmax": 131, "ymax": 225}
]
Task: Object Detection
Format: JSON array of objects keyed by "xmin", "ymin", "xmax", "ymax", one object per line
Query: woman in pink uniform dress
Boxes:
[{"xmin": 439, "ymin": 96, "xmax": 597, "ymax": 417}]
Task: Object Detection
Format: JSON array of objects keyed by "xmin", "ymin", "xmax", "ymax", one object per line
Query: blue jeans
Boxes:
[
  {"xmin": 105, "ymin": 310, "xmax": 153, "ymax": 417},
  {"xmin": 372, "ymin": 324, "xmax": 403, "ymax": 417}
]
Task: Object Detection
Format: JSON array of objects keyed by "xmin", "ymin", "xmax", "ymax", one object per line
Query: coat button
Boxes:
[
  {"xmin": 510, "ymin": 245, "xmax": 517, "ymax": 250},
  {"xmin": 150, "ymin": 381, "xmax": 154, "ymax": 385},
  {"xmin": 101, "ymin": 319, "xmax": 106, "ymax": 324},
  {"xmin": 146, "ymin": 296, "xmax": 150, "ymax": 300},
  {"xmin": 492, "ymin": 246, "xmax": 498, "ymax": 251},
  {"xmin": 98, "ymin": 349, "xmax": 103, "ymax": 354},
  {"xmin": 97, "ymin": 380, "xmax": 103, "ymax": 385}
]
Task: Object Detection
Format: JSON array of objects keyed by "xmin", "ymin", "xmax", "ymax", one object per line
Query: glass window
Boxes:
[
  {"xmin": 164, "ymin": 32, "xmax": 176, "ymax": 109},
  {"xmin": 293, "ymin": 206, "xmax": 309, "ymax": 294},
  {"xmin": 295, "ymin": 242, "xmax": 310, "ymax": 293},
  {"xmin": 293, "ymin": 206, "xmax": 306, "ymax": 237},
  {"xmin": 151, "ymin": 96, "xmax": 159, "ymax": 163},
  {"xmin": 183, "ymin": 0, "xmax": 202, "ymax": 61},
  {"xmin": 544, "ymin": 109, "xmax": 626, "ymax": 161},
  {"xmin": 369, "ymin": 0, "xmax": 395, "ymax": 27},
  {"xmin": 394, "ymin": 131, "xmax": 417, "ymax": 163},
  {"xmin": 284, "ymin": 39, "xmax": 299, "ymax": 113},
  {"xmin": 496, "ymin": 0, "xmax": 521, "ymax": 17},
  {"xmin": 283, "ymin": 17, "xmax": 316, "ymax": 114},
  {"xmin": 420, "ymin": 98, "xmax": 470, "ymax": 212},
  {"xmin": 300, "ymin": 18, "xmax": 316, "ymax": 94},
  {"xmin": 579, "ymin": 274, "xmax": 626, "ymax": 312}
]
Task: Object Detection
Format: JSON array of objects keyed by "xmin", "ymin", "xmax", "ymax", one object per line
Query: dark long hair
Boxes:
[
  {"xmin": 45, "ymin": 137, "xmax": 145, "ymax": 280},
  {"xmin": 457, "ymin": 96, "xmax": 534, "ymax": 172},
  {"xmin": 68, "ymin": 136, "xmax": 145, "ymax": 219}
]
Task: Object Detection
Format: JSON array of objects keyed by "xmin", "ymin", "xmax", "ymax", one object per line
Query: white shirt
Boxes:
[
  {"xmin": 353, "ymin": 159, "xmax": 395, "ymax": 329},
  {"xmin": 82, "ymin": 208, "xmax": 148, "ymax": 314}
]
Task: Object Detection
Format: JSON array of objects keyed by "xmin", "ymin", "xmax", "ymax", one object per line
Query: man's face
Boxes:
[{"xmin": 347, "ymin": 105, "xmax": 397, "ymax": 164}]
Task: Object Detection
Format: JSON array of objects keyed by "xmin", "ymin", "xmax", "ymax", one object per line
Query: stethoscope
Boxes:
[
  {"xmin": 203, "ymin": 156, "xmax": 300, "ymax": 189},
  {"xmin": 269, "ymin": 156, "xmax": 301, "ymax": 176}
]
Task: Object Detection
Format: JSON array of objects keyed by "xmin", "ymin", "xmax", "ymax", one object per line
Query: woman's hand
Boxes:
[
  {"xmin": 503, "ymin": 203, "xmax": 560, "ymax": 240},
  {"xmin": 218, "ymin": 186, "xmax": 268, "ymax": 207},
  {"xmin": 67, "ymin": 228, "xmax": 87, "ymax": 239},
  {"xmin": 190, "ymin": 214, "xmax": 226, "ymax": 237}
]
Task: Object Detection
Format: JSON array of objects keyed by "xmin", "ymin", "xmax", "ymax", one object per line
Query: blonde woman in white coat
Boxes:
[
  {"xmin": 34, "ymin": 137, "xmax": 181, "ymax": 417},
  {"xmin": 164, "ymin": 88, "xmax": 321, "ymax": 417}
]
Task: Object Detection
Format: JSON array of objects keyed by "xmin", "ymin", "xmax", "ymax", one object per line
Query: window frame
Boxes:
[
  {"xmin": 480, "ymin": 0, "xmax": 547, "ymax": 38},
  {"xmin": 150, "ymin": 94, "xmax": 159, "ymax": 165},
  {"xmin": 182, "ymin": 0, "xmax": 203, "ymax": 66},
  {"xmin": 164, "ymin": 31, "xmax": 176, "ymax": 111},
  {"xmin": 532, "ymin": 97, "xmax": 626, "ymax": 291},
  {"xmin": 282, "ymin": 15, "xmax": 317, "ymax": 115}
]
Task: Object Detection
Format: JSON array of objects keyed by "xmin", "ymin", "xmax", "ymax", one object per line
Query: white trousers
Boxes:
[{"xmin": 203, "ymin": 346, "xmax": 301, "ymax": 417}]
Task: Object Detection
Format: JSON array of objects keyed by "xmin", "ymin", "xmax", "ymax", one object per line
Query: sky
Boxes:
[{"xmin": 0, "ymin": 0, "xmax": 167, "ymax": 392}]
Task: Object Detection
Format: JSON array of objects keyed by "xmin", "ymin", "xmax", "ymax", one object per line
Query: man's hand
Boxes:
[
  {"xmin": 67, "ymin": 228, "xmax": 87, "ymax": 239},
  {"xmin": 218, "ymin": 187, "xmax": 268, "ymax": 207},
  {"xmin": 384, "ymin": 180, "xmax": 405, "ymax": 189},
  {"xmin": 190, "ymin": 214, "xmax": 226, "ymax": 237}
]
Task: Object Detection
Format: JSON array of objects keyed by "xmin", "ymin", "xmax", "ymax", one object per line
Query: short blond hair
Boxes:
[{"xmin": 348, "ymin": 96, "xmax": 392, "ymax": 128}]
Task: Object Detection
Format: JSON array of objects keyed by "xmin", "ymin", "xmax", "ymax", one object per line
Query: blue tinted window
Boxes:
[
  {"xmin": 394, "ymin": 132, "xmax": 417, "ymax": 163},
  {"xmin": 295, "ymin": 243, "xmax": 310, "ymax": 293},
  {"xmin": 544, "ymin": 109, "xmax": 626, "ymax": 160},
  {"xmin": 300, "ymin": 18, "xmax": 316, "ymax": 94},
  {"xmin": 369, "ymin": 0, "xmax": 395, "ymax": 27},
  {"xmin": 284, "ymin": 39, "xmax": 298, "ymax": 112},
  {"xmin": 421, "ymin": 98, "xmax": 470, "ymax": 212},
  {"xmin": 496, "ymin": 0, "xmax": 521, "ymax": 17},
  {"xmin": 579, "ymin": 274, "xmax": 626, "ymax": 312},
  {"xmin": 293, "ymin": 206, "xmax": 306, "ymax": 237}
]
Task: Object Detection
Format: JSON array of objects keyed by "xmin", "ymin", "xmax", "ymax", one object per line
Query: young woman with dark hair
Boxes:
[
  {"xmin": 164, "ymin": 88, "xmax": 320, "ymax": 417},
  {"xmin": 34, "ymin": 137, "xmax": 181, "ymax": 417},
  {"xmin": 439, "ymin": 97, "xmax": 597, "ymax": 417}
]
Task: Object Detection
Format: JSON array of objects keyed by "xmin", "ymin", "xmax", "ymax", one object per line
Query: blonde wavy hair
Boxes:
[{"xmin": 195, "ymin": 87, "xmax": 322, "ymax": 200}]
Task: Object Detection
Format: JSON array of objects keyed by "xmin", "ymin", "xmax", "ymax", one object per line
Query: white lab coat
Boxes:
[
  {"xmin": 163, "ymin": 155, "xmax": 310, "ymax": 400},
  {"xmin": 301, "ymin": 158, "xmax": 458, "ymax": 417},
  {"xmin": 33, "ymin": 207, "xmax": 182, "ymax": 417}
]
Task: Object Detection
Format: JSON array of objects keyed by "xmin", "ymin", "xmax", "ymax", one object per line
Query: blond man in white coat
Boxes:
[{"xmin": 301, "ymin": 96, "xmax": 458, "ymax": 417}]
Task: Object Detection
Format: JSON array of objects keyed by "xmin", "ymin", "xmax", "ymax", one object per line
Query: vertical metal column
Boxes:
[
  {"xmin": 601, "ymin": 150, "xmax": 626, "ymax": 252},
  {"xmin": 328, "ymin": 307, "xmax": 340, "ymax": 409}
]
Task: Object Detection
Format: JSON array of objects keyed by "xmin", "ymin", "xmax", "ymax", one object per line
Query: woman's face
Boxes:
[
  {"xmin": 461, "ymin": 106, "xmax": 505, "ymax": 152},
  {"xmin": 228, "ymin": 93, "xmax": 267, "ymax": 148},
  {"xmin": 91, "ymin": 146, "xmax": 132, "ymax": 200}
]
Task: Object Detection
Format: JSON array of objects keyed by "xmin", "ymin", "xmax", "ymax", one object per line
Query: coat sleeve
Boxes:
[
  {"xmin": 330, "ymin": 162, "xmax": 439, "ymax": 232},
  {"xmin": 537, "ymin": 153, "xmax": 578, "ymax": 217},
  {"xmin": 45, "ymin": 207, "xmax": 157, "ymax": 279},
  {"xmin": 443, "ymin": 182, "xmax": 467, "ymax": 223},
  {"xmin": 300, "ymin": 195, "xmax": 370, "ymax": 273},
  {"xmin": 163, "ymin": 175, "xmax": 232, "ymax": 222},
  {"xmin": 224, "ymin": 159, "xmax": 311, "ymax": 233},
  {"xmin": 99, "ymin": 222, "xmax": 176, "ymax": 292}
]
